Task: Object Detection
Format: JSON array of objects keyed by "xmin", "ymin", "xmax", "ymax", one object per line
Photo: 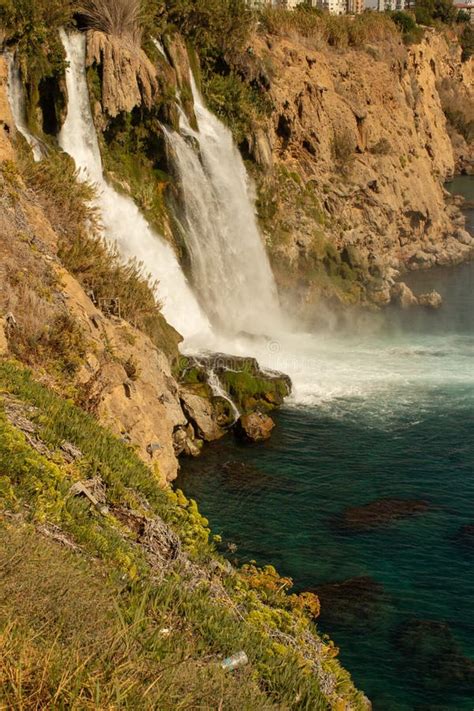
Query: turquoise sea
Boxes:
[{"xmin": 176, "ymin": 176, "xmax": 474, "ymax": 710}]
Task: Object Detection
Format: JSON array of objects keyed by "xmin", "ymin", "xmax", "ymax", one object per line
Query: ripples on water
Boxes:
[{"xmin": 177, "ymin": 177, "xmax": 474, "ymax": 710}]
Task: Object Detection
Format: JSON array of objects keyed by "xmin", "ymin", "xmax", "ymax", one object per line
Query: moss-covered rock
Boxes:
[{"xmin": 176, "ymin": 353, "xmax": 291, "ymax": 416}]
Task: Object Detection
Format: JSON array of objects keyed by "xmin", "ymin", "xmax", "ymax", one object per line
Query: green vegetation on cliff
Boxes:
[{"xmin": 0, "ymin": 361, "xmax": 368, "ymax": 709}]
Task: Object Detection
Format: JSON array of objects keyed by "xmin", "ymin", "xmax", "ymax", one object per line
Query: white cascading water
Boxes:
[
  {"xmin": 164, "ymin": 75, "xmax": 282, "ymax": 336},
  {"xmin": 6, "ymin": 53, "xmax": 42, "ymax": 161},
  {"xmin": 57, "ymin": 30, "xmax": 210, "ymax": 340}
]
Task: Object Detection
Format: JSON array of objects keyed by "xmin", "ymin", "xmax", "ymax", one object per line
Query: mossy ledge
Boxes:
[
  {"xmin": 0, "ymin": 360, "xmax": 369, "ymax": 710},
  {"xmin": 177, "ymin": 353, "xmax": 292, "ymax": 415}
]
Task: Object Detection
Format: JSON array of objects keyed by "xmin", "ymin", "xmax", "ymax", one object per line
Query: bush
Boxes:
[
  {"xmin": 370, "ymin": 137, "xmax": 392, "ymax": 155},
  {"xmin": 415, "ymin": 0, "xmax": 457, "ymax": 25},
  {"xmin": 331, "ymin": 128, "xmax": 356, "ymax": 171},
  {"xmin": 204, "ymin": 72, "xmax": 272, "ymax": 144},
  {"xmin": 444, "ymin": 108, "xmax": 474, "ymax": 142},
  {"xmin": 390, "ymin": 10, "xmax": 417, "ymax": 33},
  {"xmin": 0, "ymin": 0, "xmax": 70, "ymax": 83}
]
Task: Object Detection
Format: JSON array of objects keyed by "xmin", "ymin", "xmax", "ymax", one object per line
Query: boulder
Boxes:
[
  {"xmin": 391, "ymin": 282, "xmax": 419, "ymax": 309},
  {"xmin": 180, "ymin": 389, "xmax": 225, "ymax": 442},
  {"xmin": 173, "ymin": 425, "xmax": 202, "ymax": 458},
  {"xmin": 419, "ymin": 290, "xmax": 443, "ymax": 309},
  {"xmin": 234, "ymin": 412, "xmax": 275, "ymax": 442}
]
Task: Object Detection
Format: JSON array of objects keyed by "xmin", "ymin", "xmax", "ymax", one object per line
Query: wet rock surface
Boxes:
[{"xmin": 234, "ymin": 412, "xmax": 275, "ymax": 442}]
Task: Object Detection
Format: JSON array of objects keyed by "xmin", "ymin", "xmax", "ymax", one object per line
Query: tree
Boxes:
[{"xmin": 415, "ymin": 0, "xmax": 457, "ymax": 24}]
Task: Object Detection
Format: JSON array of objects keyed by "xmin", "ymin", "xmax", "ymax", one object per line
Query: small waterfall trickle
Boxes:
[
  {"xmin": 164, "ymin": 75, "xmax": 282, "ymax": 337},
  {"xmin": 57, "ymin": 30, "xmax": 210, "ymax": 340},
  {"xmin": 6, "ymin": 54, "xmax": 42, "ymax": 161},
  {"xmin": 207, "ymin": 370, "xmax": 240, "ymax": 423}
]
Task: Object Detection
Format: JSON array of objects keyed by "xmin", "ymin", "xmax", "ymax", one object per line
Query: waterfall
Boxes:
[
  {"xmin": 57, "ymin": 30, "xmax": 210, "ymax": 340},
  {"xmin": 207, "ymin": 370, "xmax": 240, "ymax": 423},
  {"xmin": 164, "ymin": 76, "xmax": 282, "ymax": 337},
  {"xmin": 6, "ymin": 54, "xmax": 42, "ymax": 161}
]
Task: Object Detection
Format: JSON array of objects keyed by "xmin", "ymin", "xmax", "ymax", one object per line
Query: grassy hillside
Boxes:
[{"xmin": 0, "ymin": 360, "xmax": 368, "ymax": 710}]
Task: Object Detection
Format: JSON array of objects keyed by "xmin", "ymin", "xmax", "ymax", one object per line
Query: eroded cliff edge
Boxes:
[{"xmin": 240, "ymin": 29, "xmax": 474, "ymax": 312}]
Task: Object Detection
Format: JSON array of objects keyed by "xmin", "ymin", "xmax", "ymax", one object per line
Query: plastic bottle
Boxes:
[{"xmin": 221, "ymin": 651, "xmax": 249, "ymax": 671}]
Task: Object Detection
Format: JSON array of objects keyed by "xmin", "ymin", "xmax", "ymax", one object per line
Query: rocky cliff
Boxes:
[{"xmin": 240, "ymin": 28, "xmax": 474, "ymax": 314}]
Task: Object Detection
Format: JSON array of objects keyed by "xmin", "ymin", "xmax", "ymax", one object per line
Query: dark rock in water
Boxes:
[
  {"xmin": 395, "ymin": 619, "xmax": 474, "ymax": 691},
  {"xmin": 418, "ymin": 290, "xmax": 443, "ymax": 309},
  {"xmin": 391, "ymin": 281, "xmax": 419, "ymax": 309},
  {"xmin": 336, "ymin": 498, "xmax": 430, "ymax": 532},
  {"xmin": 234, "ymin": 412, "xmax": 275, "ymax": 442},
  {"xmin": 312, "ymin": 576, "xmax": 392, "ymax": 630},
  {"xmin": 454, "ymin": 523, "xmax": 474, "ymax": 550}
]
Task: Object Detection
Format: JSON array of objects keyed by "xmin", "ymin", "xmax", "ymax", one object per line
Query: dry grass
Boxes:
[
  {"xmin": 259, "ymin": 7, "xmax": 398, "ymax": 49},
  {"xmin": 75, "ymin": 0, "xmax": 143, "ymax": 44},
  {"xmin": 0, "ymin": 526, "xmax": 274, "ymax": 710}
]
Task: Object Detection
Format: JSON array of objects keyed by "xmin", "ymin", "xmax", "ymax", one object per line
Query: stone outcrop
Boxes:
[
  {"xmin": 390, "ymin": 282, "xmax": 419, "ymax": 309},
  {"xmin": 235, "ymin": 412, "xmax": 275, "ymax": 442},
  {"xmin": 179, "ymin": 389, "xmax": 226, "ymax": 442}
]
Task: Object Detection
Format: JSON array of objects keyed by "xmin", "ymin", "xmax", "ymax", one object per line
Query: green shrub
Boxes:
[
  {"xmin": 204, "ymin": 72, "xmax": 272, "ymax": 144},
  {"xmin": 460, "ymin": 23, "xmax": 474, "ymax": 61},
  {"xmin": 0, "ymin": 0, "xmax": 71, "ymax": 134}
]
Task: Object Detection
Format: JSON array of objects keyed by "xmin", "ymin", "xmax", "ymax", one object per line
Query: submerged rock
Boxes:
[
  {"xmin": 453, "ymin": 523, "xmax": 474, "ymax": 551},
  {"xmin": 312, "ymin": 576, "xmax": 392, "ymax": 630},
  {"xmin": 395, "ymin": 619, "xmax": 474, "ymax": 690},
  {"xmin": 336, "ymin": 498, "xmax": 430, "ymax": 532},
  {"xmin": 234, "ymin": 412, "xmax": 275, "ymax": 442}
]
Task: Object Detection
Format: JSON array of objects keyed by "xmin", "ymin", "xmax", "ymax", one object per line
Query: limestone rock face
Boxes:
[
  {"xmin": 248, "ymin": 31, "xmax": 473, "ymax": 310},
  {"xmin": 86, "ymin": 31, "xmax": 158, "ymax": 117},
  {"xmin": 235, "ymin": 412, "xmax": 275, "ymax": 442}
]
